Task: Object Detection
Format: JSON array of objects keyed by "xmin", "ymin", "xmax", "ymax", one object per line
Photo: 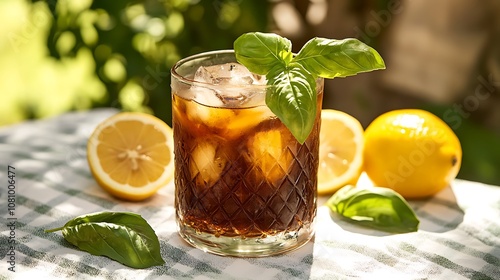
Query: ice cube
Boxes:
[
  {"xmin": 192, "ymin": 63, "xmax": 267, "ymax": 107},
  {"xmin": 190, "ymin": 86, "xmax": 224, "ymax": 107},
  {"xmin": 225, "ymin": 106, "xmax": 275, "ymax": 139},
  {"xmin": 186, "ymin": 98, "xmax": 236, "ymax": 129},
  {"xmin": 247, "ymin": 130, "xmax": 293, "ymax": 183},
  {"xmin": 193, "ymin": 63, "xmax": 266, "ymax": 86},
  {"xmin": 190, "ymin": 139, "xmax": 227, "ymax": 186}
]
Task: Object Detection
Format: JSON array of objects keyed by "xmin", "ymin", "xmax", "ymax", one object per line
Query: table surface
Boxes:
[{"xmin": 1, "ymin": 108, "xmax": 499, "ymax": 280}]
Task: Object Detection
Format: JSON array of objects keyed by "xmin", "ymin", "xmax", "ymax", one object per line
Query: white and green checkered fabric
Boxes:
[{"xmin": 1, "ymin": 109, "xmax": 499, "ymax": 279}]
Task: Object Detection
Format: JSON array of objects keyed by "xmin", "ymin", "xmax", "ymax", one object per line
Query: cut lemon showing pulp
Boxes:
[
  {"xmin": 87, "ymin": 112, "xmax": 174, "ymax": 201},
  {"xmin": 318, "ymin": 109, "xmax": 364, "ymax": 195}
]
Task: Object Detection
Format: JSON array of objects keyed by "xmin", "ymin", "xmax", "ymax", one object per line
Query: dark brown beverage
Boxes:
[{"xmin": 171, "ymin": 50, "xmax": 323, "ymax": 256}]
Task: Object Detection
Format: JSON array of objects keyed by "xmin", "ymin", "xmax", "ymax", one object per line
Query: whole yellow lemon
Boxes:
[{"xmin": 363, "ymin": 109, "xmax": 462, "ymax": 199}]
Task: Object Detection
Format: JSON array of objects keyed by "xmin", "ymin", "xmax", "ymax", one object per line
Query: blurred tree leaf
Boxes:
[
  {"xmin": 36, "ymin": 0, "xmax": 269, "ymax": 125},
  {"xmin": 0, "ymin": 0, "xmax": 105, "ymax": 124}
]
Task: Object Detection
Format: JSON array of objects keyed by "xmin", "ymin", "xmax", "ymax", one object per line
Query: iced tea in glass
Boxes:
[{"xmin": 171, "ymin": 50, "xmax": 323, "ymax": 257}]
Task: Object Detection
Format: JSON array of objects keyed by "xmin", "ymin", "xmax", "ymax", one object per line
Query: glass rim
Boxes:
[{"xmin": 171, "ymin": 49, "xmax": 272, "ymax": 90}]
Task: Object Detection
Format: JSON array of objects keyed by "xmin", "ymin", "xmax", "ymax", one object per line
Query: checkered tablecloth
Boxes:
[{"xmin": 1, "ymin": 108, "xmax": 499, "ymax": 279}]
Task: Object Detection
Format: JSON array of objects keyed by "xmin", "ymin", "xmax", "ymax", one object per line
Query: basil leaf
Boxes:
[
  {"xmin": 234, "ymin": 32, "xmax": 292, "ymax": 75},
  {"xmin": 294, "ymin": 37, "xmax": 385, "ymax": 79},
  {"xmin": 327, "ymin": 186, "xmax": 419, "ymax": 233},
  {"xmin": 234, "ymin": 32, "xmax": 385, "ymax": 144},
  {"xmin": 266, "ymin": 63, "xmax": 317, "ymax": 144},
  {"xmin": 45, "ymin": 211, "xmax": 165, "ymax": 269}
]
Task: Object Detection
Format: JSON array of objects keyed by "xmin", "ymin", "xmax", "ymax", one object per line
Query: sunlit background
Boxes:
[{"xmin": 1, "ymin": 0, "xmax": 499, "ymax": 186}]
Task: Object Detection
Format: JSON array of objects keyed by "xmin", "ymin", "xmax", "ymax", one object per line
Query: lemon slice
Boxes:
[
  {"xmin": 87, "ymin": 112, "xmax": 174, "ymax": 201},
  {"xmin": 318, "ymin": 109, "xmax": 364, "ymax": 195}
]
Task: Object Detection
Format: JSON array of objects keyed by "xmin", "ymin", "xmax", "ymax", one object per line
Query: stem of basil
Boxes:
[{"xmin": 45, "ymin": 227, "xmax": 64, "ymax": 233}]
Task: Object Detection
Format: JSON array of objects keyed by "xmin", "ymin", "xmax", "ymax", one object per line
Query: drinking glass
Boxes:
[{"xmin": 171, "ymin": 50, "xmax": 323, "ymax": 257}]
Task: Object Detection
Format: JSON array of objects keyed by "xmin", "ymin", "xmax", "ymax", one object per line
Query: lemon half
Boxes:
[
  {"xmin": 318, "ymin": 109, "xmax": 364, "ymax": 195},
  {"xmin": 87, "ymin": 112, "xmax": 174, "ymax": 201}
]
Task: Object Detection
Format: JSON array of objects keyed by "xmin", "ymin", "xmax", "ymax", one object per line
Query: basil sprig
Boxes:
[
  {"xmin": 234, "ymin": 32, "xmax": 385, "ymax": 143},
  {"xmin": 327, "ymin": 185, "xmax": 419, "ymax": 233},
  {"xmin": 45, "ymin": 211, "xmax": 165, "ymax": 269}
]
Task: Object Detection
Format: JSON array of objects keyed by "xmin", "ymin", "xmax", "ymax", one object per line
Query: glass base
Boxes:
[{"xmin": 178, "ymin": 223, "xmax": 314, "ymax": 257}]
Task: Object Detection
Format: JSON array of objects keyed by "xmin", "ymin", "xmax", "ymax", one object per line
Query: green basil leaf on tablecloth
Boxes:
[
  {"xmin": 327, "ymin": 185, "xmax": 419, "ymax": 233},
  {"xmin": 45, "ymin": 211, "xmax": 165, "ymax": 268}
]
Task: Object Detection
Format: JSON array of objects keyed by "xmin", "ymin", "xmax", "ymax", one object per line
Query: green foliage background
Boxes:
[{"xmin": 1, "ymin": 0, "xmax": 268, "ymax": 126}]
